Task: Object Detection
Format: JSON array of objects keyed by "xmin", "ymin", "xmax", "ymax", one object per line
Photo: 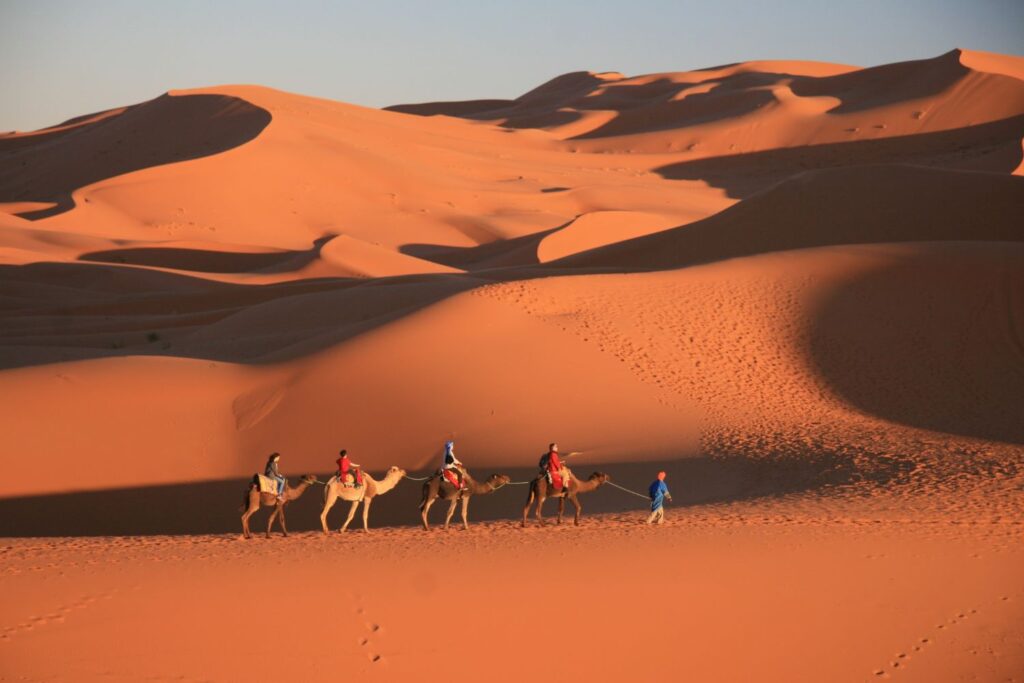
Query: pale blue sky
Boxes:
[{"xmin": 1, "ymin": 0, "xmax": 1021, "ymax": 131}]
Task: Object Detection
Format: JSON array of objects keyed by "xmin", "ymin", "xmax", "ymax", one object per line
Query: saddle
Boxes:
[
  {"xmin": 545, "ymin": 466, "xmax": 571, "ymax": 494},
  {"xmin": 332, "ymin": 472, "xmax": 363, "ymax": 488},
  {"xmin": 255, "ymin": 474, "xmax": 278, "ymax": 494},
  {"xmin": 440, "ymin": 468, "xmax": 466, "ymax": 490}
]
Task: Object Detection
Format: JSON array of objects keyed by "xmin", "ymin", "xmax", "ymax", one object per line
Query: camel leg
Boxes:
[
  {"xmin": 522, "ymin": 490, "xmax": 535, "ymax": 528},
  {"xmin": 340, "ymin": 500, "xmax": 359, "ymax": 533},
  {"xmin": 536, "ymin": 495, "xmax": 546, "ymax": 526},
  {"xmin": 557, "ymin": 495, "xmax": 565, "ymax": 525},
  {"xmin": 278, "ymin": 504, "xmax": 289, "ymax": 537},
  {"xmin": 460, "ymin": 496, "xmax": 470, "ymax": 530},
  {"xmin": 361, "ymin": 497, "xmax": 373, "ymax": 532},
  {"xmin": 320, "ymin": 488, "xmax": 338, "ymax": 535},
  {"xmin": 421, "ymin": 496, "xmax": 437, "ymax": 531},
  {"xmin": 241, "ymin": 501, "xmax": 256, "ymax": 539},
  {"xmin": 570, "ymin": 495, "xmax": 582, "ymax": 526},
  {"xmin": 266, "ymin": 505, "xmax": 280, "ymax": 539},
  {"xmin": 443, "ymin": 497, "xmax": 458, "ymax": 530}
]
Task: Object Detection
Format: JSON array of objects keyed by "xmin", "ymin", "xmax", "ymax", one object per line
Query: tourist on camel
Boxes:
[
  {"xmin": 440, "ymin": 440, "xmax": 466, "ymax": 489},
  {"xmin": 264, "ymin": 452, "xmax": 286, "ymax": 502},
  {"xmin": 336, "ymin": 449, "xmax": 363, "ymax": 488},
  {"xmin": 538, "ymin": 442, "xmax": 567, "ymax": 492}
]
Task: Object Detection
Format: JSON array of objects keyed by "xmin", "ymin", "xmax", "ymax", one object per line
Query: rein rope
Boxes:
[
  {"xmin": 605, "ymin": 480, "xmax": 651, "ymax": 500},
  {"xmin": 309, "ymin": 470, "xmax": 647, "ymax": 499}
]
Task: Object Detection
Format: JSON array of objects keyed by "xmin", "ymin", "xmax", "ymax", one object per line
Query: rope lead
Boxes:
[{"xmin": 605, "ymin": 480, "xmax": 651, "ymax": 500}]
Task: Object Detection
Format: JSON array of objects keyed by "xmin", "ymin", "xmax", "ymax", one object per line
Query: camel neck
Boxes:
[
  {"xmin": 469, "ymin": 478, "xmax": 494, "ymax": 494},
  {"xmin": 374, "ymin": 473, "xmax": 401, "ymax": 494}
]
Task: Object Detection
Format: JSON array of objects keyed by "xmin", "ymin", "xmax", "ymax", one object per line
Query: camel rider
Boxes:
[
  {"xmin": 265, "ymin": 452, "xmax": 286, "ymax": 501},
  {"xmin": 440, "ymin": 440, "xmax": 465, "ymax": 489},
  {"xmin": 539, "ymin": 443, "xmax": 567, "ymax": 493},
  {"xmin": 336, "ymin": 449, "xmax": 363, "ymax": 488}
]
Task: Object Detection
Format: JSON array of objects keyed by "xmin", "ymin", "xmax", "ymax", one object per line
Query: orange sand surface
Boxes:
[
  {"xmin": 3, "ymin": 488, "xmax": 1022, "ymax": 682},
  {"xmin": 1, "ymin": 47, "xmax": 1022, "ymax": 681}
]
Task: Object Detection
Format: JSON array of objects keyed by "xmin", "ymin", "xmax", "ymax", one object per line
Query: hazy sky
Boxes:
[{"xmin": 1, "ymin": 0, "xmax": 1021, "ymax": 131}]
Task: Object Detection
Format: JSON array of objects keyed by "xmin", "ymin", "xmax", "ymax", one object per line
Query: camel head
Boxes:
[
  {"xmin": 487, "ymin": 474, "xmax": 512, "ymax": 488},
  {"xmin": 588, "ymin": 472, "xmax": 610, "ymax": 484},
  {"xmin": 300, "ymin": 474, "xmax": 317, "ymax": 485},
  {"xmin": 387, "ymin": 466, "xmax": 407, "ymax": 479}
]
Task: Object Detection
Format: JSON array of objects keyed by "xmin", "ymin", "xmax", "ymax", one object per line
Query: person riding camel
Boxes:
[
  {"xmin": 539, "ymin": 442, "xmax": 567, "ymax": 493},
  {"xmin": 440, "ymin": 440, "xmax": 466, "ymax": 490},
  {"xmin": 336, "ymin": 449, "xmax": 363, "ymax": 488},
  {"xmin": 265, "ymin": 452, "xmax": 286, "ymax": 502}
]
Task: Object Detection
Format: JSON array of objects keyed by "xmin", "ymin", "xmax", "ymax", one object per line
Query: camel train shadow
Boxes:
[{"xmin": 0, "ymin": 453, "xmax": 873, "ymax": 538}]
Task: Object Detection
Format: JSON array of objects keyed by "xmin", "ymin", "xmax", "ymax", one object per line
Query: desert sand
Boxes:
[{"xmin": 1, "ymin": 48, "xmax": 1022, "ymax": 681}]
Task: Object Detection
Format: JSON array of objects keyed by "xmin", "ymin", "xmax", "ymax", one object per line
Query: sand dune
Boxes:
[
  {"xmin": 1, "ymin": 49, "xmax": 1021, "ymax": 498},
  {"xmin": 536, "ymin": 210, "xmax": 683, "ymax": 262},
  {"xmin": 0, "ymin": 93, "xmax": 272, "ymax": 220},
  {"xmin": 390, "ymin": 49, "xmax": 1024, "ymax": 155},
  {"xmin": 1, "ymin": 48, "xmax": 1022, "ymax": 683},
  {"xmin": 554, "ymin": 164, "xmax": 1024, "ymax": 270}
]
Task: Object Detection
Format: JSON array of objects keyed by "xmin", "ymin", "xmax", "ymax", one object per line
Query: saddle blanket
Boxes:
[{"xmin": 256, "ymin": 474, "xmax": 279, "ymax": 494}]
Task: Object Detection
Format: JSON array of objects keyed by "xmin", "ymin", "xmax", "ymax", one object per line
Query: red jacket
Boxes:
[
  {"xmin": 337, "ymin": 455, "xmax": 363, "ymax": 484},
  {"xmin": 547, "ymin": 451, "xmax": 562, "ymax": 472}
]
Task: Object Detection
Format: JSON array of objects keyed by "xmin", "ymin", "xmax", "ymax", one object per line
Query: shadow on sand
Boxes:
[
  {"xmin": 79, "ymin": 236, "xmax": 332, "ymax": 274},
  {"xmin": 806, "ymin": 244, "xmax": 1024, "ymax": 445},
  {"xmin": 653, "ymin": 115, "xmax": 1024, "ymax": 198},
  {"xmin": 0, "ymin": 455, "xmax": 871, "ymax": 537}
]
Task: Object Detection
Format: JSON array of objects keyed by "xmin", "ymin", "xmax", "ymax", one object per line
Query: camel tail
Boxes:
[{"xmin": 239, "ymin": 486, "xmax": 252, "ymax": 512}]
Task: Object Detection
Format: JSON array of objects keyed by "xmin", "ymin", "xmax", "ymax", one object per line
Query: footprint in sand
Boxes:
[
  {"xmin": 351, "ymin": 598, "xmax": 385, "ymax": 664},
  {"xmin": 877, "ymin": 606, "xmax": 983, "ymax": 677},
  {"xmin": 363, "ymin": 622, "xmax": 385, "ymax": 662}
]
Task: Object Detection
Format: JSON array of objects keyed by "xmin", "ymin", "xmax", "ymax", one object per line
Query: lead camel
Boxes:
[{"xmin": 522, "ymin": 467, "xmax": 609, "ymax": 527}]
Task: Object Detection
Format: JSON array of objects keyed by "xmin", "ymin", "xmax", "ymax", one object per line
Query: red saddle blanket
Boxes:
[{"xmin": 442, "ymin": 470, "xmax": 464, "ymax": 489}]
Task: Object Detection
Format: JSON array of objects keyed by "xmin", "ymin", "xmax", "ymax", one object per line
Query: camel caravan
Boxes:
[{"xmin": 240, "ymin": 441, "xmax": 643, "ymax": 539}]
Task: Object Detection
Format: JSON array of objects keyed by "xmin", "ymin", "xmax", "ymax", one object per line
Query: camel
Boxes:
[
  {"xmin": 419, "ymin": 470, "xmax": 512, "ymax": 531},
  {"xmin": 240, "ymin": 474, "xmax": 317, "ymax": 539},
  {"xmin": 320, "ymin": 466, "xmax": 407, "ymax": 534},
  {"xmin": 522, "ymin": 467, "xmax": 610, "ymax": 527}
]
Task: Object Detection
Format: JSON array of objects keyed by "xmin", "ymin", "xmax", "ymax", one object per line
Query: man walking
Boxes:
[{"xmin": 646, "ymin": 471, "xmax": 672, "ymax": 524}]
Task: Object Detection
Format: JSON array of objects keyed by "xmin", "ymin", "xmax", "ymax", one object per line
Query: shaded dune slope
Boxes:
[
  {"xmin": 0, "ymin": 94, "xmax": 272, "ymax": 219},
  {"xmin": 553, "ymin": 165, "xmax": 1024, "ymax": 271},
  {"xmin": 806, "ymin": 243, "xmax": 1024, "ymax": 444},
  {"xmin": 655, "ymin": 114, "xmax": 1024, "ymax": 197},
  {"xmin": 388, "ymin": 50, "xmax": 1024, "ymax": 154}
]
